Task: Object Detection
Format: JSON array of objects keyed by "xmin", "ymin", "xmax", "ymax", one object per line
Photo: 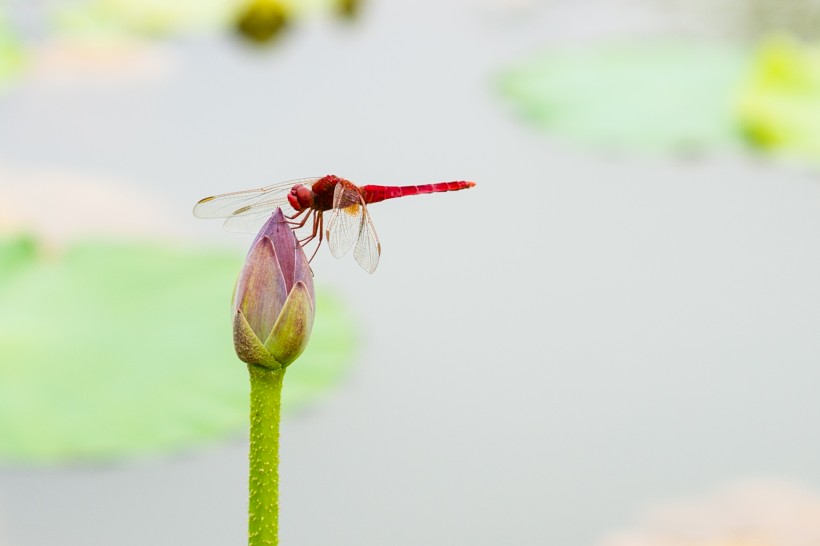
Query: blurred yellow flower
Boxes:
[{"xmin": 736, "ymin": 36, "xmax": 820, "ymax": 161}]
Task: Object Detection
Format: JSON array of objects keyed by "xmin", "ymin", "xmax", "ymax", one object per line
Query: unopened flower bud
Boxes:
[{"xmin": 233, "ymin": 208, "xmax": 315, "ymax": 369}]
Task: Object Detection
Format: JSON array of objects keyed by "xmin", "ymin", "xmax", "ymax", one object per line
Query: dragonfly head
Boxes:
[{"xmin": 288, "ymin": 184, "xmax": 314, "ymax": 211}]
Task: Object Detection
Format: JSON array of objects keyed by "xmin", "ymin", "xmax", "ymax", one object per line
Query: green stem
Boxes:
[{"xmin": 248, "ymin": 364, "xmax": 285, "ymax": 546}]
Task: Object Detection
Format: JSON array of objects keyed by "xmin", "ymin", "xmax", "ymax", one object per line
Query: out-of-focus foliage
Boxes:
[
  {"xmin": 0, "ymin": 11, "xmax": 25, "ymax": 89},
  {"xmin": 737, "ymin": 36, "xmax": 820, "ymax": 161},
  {"xmin": 0, "ymin": 235, "xmax": 356, "ymax": 464},
  {"xmin": 55, "ymin": 0, "xmax": 239, "ymax": 38},
  {"xmin": 663, "ymin": 0, "xmax": 820, "ymax": 42},
  {"xmin": 54, "ymin": 0, "xmax": 357, "ymax": 41},
  {"xmin": 0, "ymin": 0, "xmax": 363, "ymax": 92},
  {"xmin": 498, "ymin": 41, "xmax": 748, "ymax": 154},
  {"xmin": 336, "ymin": 0, "xmax": 362, "ymax": 20},
  {"xmin": 235, "ymin": 0, "xmax": 290, "ymax": 44},
  {"xmin": 737, "ymin": 0, "xmax": 820, "ymax": 39}
]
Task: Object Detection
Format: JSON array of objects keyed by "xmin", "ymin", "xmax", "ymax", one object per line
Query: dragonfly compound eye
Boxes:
[{"xmin": 288, "ymin": 185, "xmax": 314, "ymax": 211}]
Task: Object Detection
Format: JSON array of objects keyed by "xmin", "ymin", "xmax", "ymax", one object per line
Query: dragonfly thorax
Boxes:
[{"xmin": 287, "ymin": 184, "xmax": 314, "ymax": 211}]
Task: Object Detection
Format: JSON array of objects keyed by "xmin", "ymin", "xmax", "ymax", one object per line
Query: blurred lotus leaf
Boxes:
[
  {"xmin": 0, "ymin": 11, "xmax": 26, "ymax": 88},
  {"xmin": 737, "ymin": 36, "xmax": 820, "ymax": 160},
  {"xmin": 56, "ymin": 0, "xmax": 238, "ymax": 37},
  {"xmin": 0, "ymin": 235, "xmax": 355, "ymax": 464},
  {"xmin": 235, "ymin": 0, "xmax": 290, "ymax": 44},
  {"xmin": 55, "ymin": 0, "xmax": 349, "ymax": 40},
  {"xmin": 498, "ymin": 41, "xmax": 748, "ymax": 154}
]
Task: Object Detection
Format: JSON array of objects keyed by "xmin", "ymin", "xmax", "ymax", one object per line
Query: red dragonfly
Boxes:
[{"xmin": 194, "ymin": 174, "xmax": 476, "ymax": 273}]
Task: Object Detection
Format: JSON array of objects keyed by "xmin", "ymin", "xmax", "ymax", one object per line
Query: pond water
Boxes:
[{"xmin": 2, "ymin": 0, "xmax": 820, "ymax": 545}]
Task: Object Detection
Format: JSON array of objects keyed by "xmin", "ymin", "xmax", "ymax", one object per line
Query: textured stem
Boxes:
[{"xmin": 248, "ymin": 364, "xmax": 285, "ymax": 546}]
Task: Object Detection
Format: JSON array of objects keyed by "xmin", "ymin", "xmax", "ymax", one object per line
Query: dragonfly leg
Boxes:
[
  {"xmin": 286, "ymin": 208, "xmax": 310, "ymax": 228},
  {"xmin": 297, "ymin": 211, "xmax": 321, "ymax": 244},
  {"xmin": 306, "ymin": 212, "xmax": 324, "ymax": 263}
]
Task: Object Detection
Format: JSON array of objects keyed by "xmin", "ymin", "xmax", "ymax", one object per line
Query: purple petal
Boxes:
[
  {"xmin": 292, "ymin": 245, "xmax": 315, "ymax": 308},
  {"xmin": 234, "ymin": 236, "xmax": 287, "ymax": 341},
  {"xmin": 254, "ymin": 208, "xmax": 297, "ymax": 291}
]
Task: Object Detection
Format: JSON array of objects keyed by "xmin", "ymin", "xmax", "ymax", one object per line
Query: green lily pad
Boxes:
[
  {"xmin": 55, "ymin": 0, "xmax": 237, "ymax": 37},
  {"xmin": 737, "ymin": 36, "xmax": 820, "ymax": 161},
  {"xmin": 0, "ymin": 11, "xmax": 26, "ymax": 89},
  {"xmin": 0, "ymin": 235, "xmax": 356, "ymax": 464},
  {"xmin": 55, "ymin": 0, "xmax": 341, "ymax": 39},
  {"xmin": 497, "ymin": 41, "xmax": 749, "ymax": 154}
]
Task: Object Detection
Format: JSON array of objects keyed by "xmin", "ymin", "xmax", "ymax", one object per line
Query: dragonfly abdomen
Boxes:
[{"xmin": 362, "ymin": 181, "xmax": 475, "ymax": 204}]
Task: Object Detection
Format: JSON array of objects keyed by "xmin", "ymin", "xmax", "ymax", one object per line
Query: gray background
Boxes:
[{"xmin": 2, "ymin": 0, "xmax": 820, "ymax": 544}]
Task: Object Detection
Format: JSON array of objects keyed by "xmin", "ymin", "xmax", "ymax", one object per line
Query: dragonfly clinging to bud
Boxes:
[{"xmin": 194, "ymin": 174, "xmax": 476, "ymax": 273}]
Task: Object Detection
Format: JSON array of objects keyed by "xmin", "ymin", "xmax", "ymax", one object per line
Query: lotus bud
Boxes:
[{"xmin": 233, "ymin": 208, "xmax": 315, "ymax": 369}]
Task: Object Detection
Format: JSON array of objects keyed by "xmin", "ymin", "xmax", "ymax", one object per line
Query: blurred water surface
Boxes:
[{"xmin": 2, "ymin": 0, "xmax": 820, "ymax": 545}]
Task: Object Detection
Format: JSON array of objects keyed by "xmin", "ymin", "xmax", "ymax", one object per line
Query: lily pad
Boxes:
[
  {"xmin": 497, "ymin": 41, "xmax": 749, "ymax": 154},
  {"xmin": 55, "ymin": 0, "xmax": 238, "ymax": 38},
  {"xmin": 55, "ymin": 0, "xmax": 342, "ymax": 39},
  {"xmin": 0, "ymin": 11, "xmax": 26, "ymax": 89},
  {"xmin": 0, "ymin": 235, "xmax": 356, "ymax": 464}
]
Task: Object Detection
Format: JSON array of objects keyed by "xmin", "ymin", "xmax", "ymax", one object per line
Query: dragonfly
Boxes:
[{"xmin": 194, "ymin": 174, "xmax": 476, "ymax": 273}]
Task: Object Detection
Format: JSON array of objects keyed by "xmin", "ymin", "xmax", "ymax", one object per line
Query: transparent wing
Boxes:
[
  {"xmin": 193, "ymin": 177, "xmax": 321, "ymax": 220},
  {"xmin": 353, "ymin": 209, "xmax": 381, "ymax": 274},
  {"xmin": 222, "ymin": 209, "xmax": 281, "ymax": 233},
  {"xmin": 326, "ymin": 181, "xmax": 365, "ymax": 258}
]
